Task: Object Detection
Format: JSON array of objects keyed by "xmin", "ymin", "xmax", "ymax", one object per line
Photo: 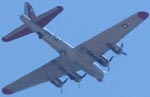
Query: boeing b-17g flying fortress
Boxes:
[{"xmin": 1, "ymin": 2, "xmax": 149, "ymax": 95}]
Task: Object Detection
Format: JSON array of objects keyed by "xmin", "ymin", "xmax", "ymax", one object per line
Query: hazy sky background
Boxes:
[{"xmin": 0, "ymin": 0, "xmax": 150, "ymax": 97}]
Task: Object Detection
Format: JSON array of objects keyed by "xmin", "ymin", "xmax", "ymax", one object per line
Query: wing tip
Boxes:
[
  {"xmin": 2, "ymin": 37, "xmax": 10, "ymax": 42},
  {"xmin": 138, "ymin": 11, "xmax": 149, "ymax": 20},
  {"xmin": 2, "ymin": 88, "xmax": 14, "ymax": 95},
  {"xmin": 56, "ymin": 6, "xmax": 64, "ymax": 11}
]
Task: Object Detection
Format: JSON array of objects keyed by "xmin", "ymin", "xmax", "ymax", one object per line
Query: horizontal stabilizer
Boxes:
[
  {"xmin": 2, "ymin": 25, "xmax": 33, "ymax": 42},
  {"xmin": 2, "ymin": 3, "xmax": 63, "ymax": 42}
]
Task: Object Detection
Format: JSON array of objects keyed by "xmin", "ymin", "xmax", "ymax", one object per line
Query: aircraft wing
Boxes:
[
  {"xmin": 75, "ymin": 12, "xmax": 148, "ymax": 55},
  {"xmin": 2, "ymin": 56, "xmax": 80, "ymax": 95}
]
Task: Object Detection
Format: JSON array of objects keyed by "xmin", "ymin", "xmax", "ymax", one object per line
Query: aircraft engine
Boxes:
[
  {"xmin": 48, "ymin": 77, "xmax": 68, "ymax": 88},
  {"xmin": 107, "ymin": 43, "xmax": 127, "ymax": 55},
  {"xmin": 96, "ymin": 55, "xmax": 113, "ymax": 67},
  {"xmin": 86, "ymin": 50, "xmax": 113, "ymax": 68},
  {"xmin": 60, "ymin": 67, "xmax": 86, "ymax": 82}
]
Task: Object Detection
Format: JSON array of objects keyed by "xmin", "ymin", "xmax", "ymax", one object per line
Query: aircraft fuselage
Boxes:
[{"xmin": 20, "ymin": 14, "xmax": 72, "ymax": 54}]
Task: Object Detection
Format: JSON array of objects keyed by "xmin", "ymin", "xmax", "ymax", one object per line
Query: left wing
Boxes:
[
  {"xmin": 2, "ymin": 56, "xmax": 79, "ymax": 95},
  {"xmin": 75, "ymin": 12, "xmax": 148, "ymax": 55}
]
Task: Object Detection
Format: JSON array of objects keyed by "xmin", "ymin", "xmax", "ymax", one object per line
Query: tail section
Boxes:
[
  {"xmin": 2, "ymin": 2, "xmax": 63, "ymax": 42},
  {"xmin": 24, "ymin": 2, "xmax": 36, "ymax": 19}
]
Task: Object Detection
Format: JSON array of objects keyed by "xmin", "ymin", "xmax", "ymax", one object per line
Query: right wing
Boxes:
[
  {"xmin": 2, "ymin": 56, "xmax": 79, "ymax": 95},
  {"xmin": 74, "ymin": 12, "xmax": 148, "ymax": 56}
]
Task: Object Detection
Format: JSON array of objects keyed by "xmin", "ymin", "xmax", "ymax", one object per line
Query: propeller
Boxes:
[
  {"xmin": 78, "ymin": 82, "xmax": 81, "ymax": 88},
  {"xmin": 121, "ymin": 43, "xmax": 124, "ymax": 48},
  {"xmin": 61, "ymin": 87, "xmax": 63, "ymax": 94},
  {"xmin": 108, "ymin": 67, "xmax": 110, "ymax": 72},
  {"xmin": 109, "ymin": 56, "xmax": 114, "ymax": 62},
  {"xmin": 62, "ymin": 78, "xmax": 68, "ymax": 84},
  {"xmin": 78, "ymin": 73, "xmax": 87, "ymax": 88},
  {"xmin": 60, "ymin": 78, "xmax": 68, "ymax": 94},
  {"xmin": 108, "ymin": 56, "xmax": 114, "ymax": 71},
  {"xmin": 81, "ymin": 73, "xmax": 87, "ymax": 79},
  {"xmin": 122, "ymin": 52, "xmax": 127, "ymax": 56},
  {"xmin": 120, "ymin": 43, "xmax": 127, "ymax": 56}
]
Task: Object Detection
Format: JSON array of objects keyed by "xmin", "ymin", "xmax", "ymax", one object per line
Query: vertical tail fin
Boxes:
[{"xmin": 24, "ymin": 2, "xmax": 36, "ymax": 19}]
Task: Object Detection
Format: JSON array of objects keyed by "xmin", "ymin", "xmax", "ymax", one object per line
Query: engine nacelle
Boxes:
[
  {"xmin": 48, "ymin": 77, "xmax": 68, "ymax": 88},
  {"xmin": 60, "ymin": 67, "xmax": 82, "ymax": 82},
  {"xmin": 96, "ymin": 55, "xmax": 110, "ymax": 67},
  {"xmin": 107, "ymin": 43, "xmax": 127, "ymax": 55},
  {"xmin": 86, "ymin": 50, "xmax": 112, "ymax": 67}
]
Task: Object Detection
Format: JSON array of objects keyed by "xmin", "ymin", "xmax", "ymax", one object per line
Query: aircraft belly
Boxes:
[
  {"xmin": 66, "ymin": 50, "xmax": 92, "ymax": 68},
  {"xmin": 66, "ymin": 50, "xmax": 104, "ymax": 81}
]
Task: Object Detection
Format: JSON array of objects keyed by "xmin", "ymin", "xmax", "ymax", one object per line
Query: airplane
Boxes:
[{"xmin": 2, "ymin": 2, "xmax": 149, "ymax": 95}]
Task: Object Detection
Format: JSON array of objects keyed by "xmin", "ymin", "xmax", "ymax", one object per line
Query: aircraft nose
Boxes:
[
  {"xmin": 138, "ymin": 11, "xmax": 149, "ymax": 20},
  {"xmin": 2, "ymin": 88, "xmax": 13, "ymax": 95}
]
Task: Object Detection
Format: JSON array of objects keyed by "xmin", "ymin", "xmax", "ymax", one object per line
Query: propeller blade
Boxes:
[
  {"xmin": 120, "ymin": 43, "xmax": 127, "ymax": 56},
  {"xmin": 122, "ymin": 52, "xmax": 127, "ymax": 56},
  {"xmin": 63, "ymin": 78, "xmax": 68, "ymax": 84},
  {"xmin": 61, "ymin": 87, "xmax": 63, "ymax": 94},
  {"xmin": 78, "ymin": 82, "xmax": 80, "ymax": 88},
  {"xmin": 108, "ymin": 67, "xmax": 110, "ymax": 72},
  {"xmin": 109, "ymin": 56, "xmax": 114, "ymax": 62},
  {"xmin": 108, "ymin": 56, "xmax": 114, "ymax": 71},
  {"xmin": 121, "ymin": 43, "xmax": 124, "ymax": 48},
  {"xmin": 81, "ymin": 73, "xmax": 87, "ymax": 79}
]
